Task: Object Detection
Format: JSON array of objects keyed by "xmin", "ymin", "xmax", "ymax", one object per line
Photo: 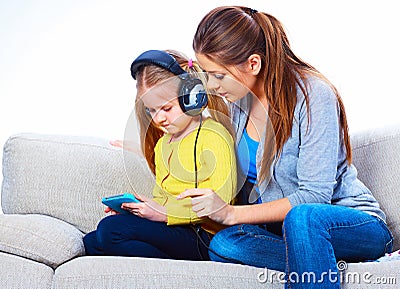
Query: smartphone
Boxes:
[{"xmin": 101, "ymin": 193, "xmax": 141, "ymax": 214}]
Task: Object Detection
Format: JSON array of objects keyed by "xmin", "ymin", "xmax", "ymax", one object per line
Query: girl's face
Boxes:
[
  {"xmin": 195, "ymin": 54, "xmax": 255, "ymax": 103},
  {"xmin": 141, "ymin": 79, "xmax": 198, "ymax": 140}
]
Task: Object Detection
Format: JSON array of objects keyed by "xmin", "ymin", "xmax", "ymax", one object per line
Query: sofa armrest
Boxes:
[
  {"xmin": 0, "ymin": 214, "xmax": 84, "ymax": 269},
  {"xmin": 351, "ymin": 123, "xmax": 400, "ymax": 251}
]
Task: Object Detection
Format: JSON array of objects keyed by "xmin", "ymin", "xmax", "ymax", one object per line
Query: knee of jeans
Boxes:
[
  {"xmin": 96, "ymin": 215, "xmax": 120, "ymax": 245},
  {"xmin": 83, "ymin": 231, "xmax": 96, "ymax": 251},
  {"xmin": 209, "ymin": 226, "xmax": 240, "ymax": 262},
  {"xmin": 284, "ymin": 204, "xmax": 320, "ymax": 232},
  {"xmin": 97, "ymin": 215, "xmax": 115, "ymax": 232},
  {"xmin": 209, "ymin": 231, "xmax": 225, "ymax": 257}
]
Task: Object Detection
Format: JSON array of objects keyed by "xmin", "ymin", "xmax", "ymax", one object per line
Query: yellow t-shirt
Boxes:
[{"xmin": 152, "ymin": 118, "xmax": 237, "ymax": 234}]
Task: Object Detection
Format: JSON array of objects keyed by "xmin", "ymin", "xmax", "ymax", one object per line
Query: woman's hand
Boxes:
[
  {"xmin": 109, "ymin": 140, "xmax": 142, "ymax": 155},
  {"xmin": 121, "ymin": 194, "xmax": 167, "ymax": 222},
  {"xmin": 177, "ymin": 188, "xmax": 235, "ymax": 225}
]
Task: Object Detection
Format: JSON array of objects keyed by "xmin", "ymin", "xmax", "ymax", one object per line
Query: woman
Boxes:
[{"xmin": 177, "ymin": 6, "xmax": 393, "ymax": 288}]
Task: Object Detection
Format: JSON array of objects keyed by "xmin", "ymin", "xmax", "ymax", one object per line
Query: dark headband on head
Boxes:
[{"xmin": 130, "ymin": 50, "xmax": 186, "ymax": 80}]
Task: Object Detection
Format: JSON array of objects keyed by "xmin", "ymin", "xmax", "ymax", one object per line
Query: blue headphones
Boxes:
[{"xmin": 130, "ymin": 50, "xmax": 208, "ymax": 117}]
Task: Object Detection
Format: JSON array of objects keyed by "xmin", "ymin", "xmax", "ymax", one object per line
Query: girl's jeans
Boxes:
[
  {"xmin": 83, "ymin": 214, "xmax": 211, "ymax": 260},
  {"xmin": 209, "ymin": 204, "xmax": 393, "ymax": 289}
]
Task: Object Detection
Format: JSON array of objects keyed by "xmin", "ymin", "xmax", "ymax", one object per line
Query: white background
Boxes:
[{"xmin": 1, "ymin": 0, "xmax": 399, "ymax": 194}]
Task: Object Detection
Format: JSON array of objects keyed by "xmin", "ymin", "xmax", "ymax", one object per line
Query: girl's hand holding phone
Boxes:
[
  {"xmin": 104, "ymin": 206, "xmax": 120, "ymax": 215},
  {"xmin": 121, "ymin": 194, "xmax": 167, "ymax": 223}
]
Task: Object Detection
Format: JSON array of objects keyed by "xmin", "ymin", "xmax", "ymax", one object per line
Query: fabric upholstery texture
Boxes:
[
  {"xmin": 1, "ymin": 133, "xmax": 155, "ymax": 233},
  {"xmin": 351, "ymin": 124, "xmax": 400, "ymax": 251},
  {"xmin": 53, "ymin": 256, "xmax": 282, "ymax": 289},
  {"xmin": 0, "ymin": 252, "xmax": 53, "ymax": 289},
  {"xmin": 0, "ymin": 214, "xmax": 84, "ymax": 268}
]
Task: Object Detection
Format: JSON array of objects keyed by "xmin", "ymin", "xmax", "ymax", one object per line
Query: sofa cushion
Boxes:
[
  {"xmin": 0, "ymin": 252, "xmax": 53, "ymax": 289},
  {"xmin": 351, "ymin": 124, "xmax": 400, "ymax": 251},
  {"xmin": 53, "ymin": 256, "xmax": 283, "ymax": 289},
  {"xmin": 1, "ymin": 133, "xmax": 155, "ymax": 233},
  {"xmin": 0, "ymin": 214, "xmax": 84, "ymax": 268}
]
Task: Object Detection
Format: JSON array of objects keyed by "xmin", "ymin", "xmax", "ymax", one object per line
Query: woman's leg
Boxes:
[
  {"xmin": 87, "ymin": 214, "xmax": 210, "ymax": 260},
  {"xmin": 209, "ymin": 204, "xmax": 392, "ymax": 288},
  {"xmin": 283, "ymin": 204, "xmax": 393, "ymax": 289},
  {"xmin": 209, "ymin": 224, "xmax": 287, "ymax": 272}
]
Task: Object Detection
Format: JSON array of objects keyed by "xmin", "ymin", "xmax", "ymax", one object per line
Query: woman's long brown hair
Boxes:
[
  {"xmin": 135, "ymin": 50, "xmax": 232, "ymax": 174},
  {"xmin": 193, "ymin": 6, "xmax": 352, "ymax": 182}
]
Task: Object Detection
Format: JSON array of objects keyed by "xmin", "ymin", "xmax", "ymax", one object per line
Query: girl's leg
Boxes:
[
  {"xmin": 83, "ymin": 230, "xmax": 103, "ymax": 255},
  {"xmin": 93, "ymin": 214, "xmax": 210, "ymax": 260},
  {"xmin": 83, "ymin": 219, "xmax": 169, "ymax": 258},
  {"xmin": 283, "ymin": 204, "xmax": 393, "ymax": 289},
  {"xmin": 209, "ymin": 224, "xmax": 286, "ymax": 272}
]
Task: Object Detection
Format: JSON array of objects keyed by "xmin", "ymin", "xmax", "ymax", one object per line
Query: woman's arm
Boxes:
[
  {"xmin": 230, "ymin": 197, "xmax": 292, "ymax": 224},
  {"xmin": 286, "ymin": 79, "xmax": 341, "ymax": 206},
  {"xmin": 177, "ymin": 189, "xmax": 292, "ymax": 225}
]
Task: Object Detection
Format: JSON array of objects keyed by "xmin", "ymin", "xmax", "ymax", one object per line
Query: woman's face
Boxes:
[{"xmin": 195, "ymin": 54, "xmax": 255, "ymax": 103}]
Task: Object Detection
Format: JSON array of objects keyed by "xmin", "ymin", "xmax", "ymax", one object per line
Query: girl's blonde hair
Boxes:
[
  {"xmin": 193, "ymin": 6, "xmax": 352, "ymax": 183},
  {"xmin": 134, "ymin": 49, "xmax": 232, "ymax": 174}
]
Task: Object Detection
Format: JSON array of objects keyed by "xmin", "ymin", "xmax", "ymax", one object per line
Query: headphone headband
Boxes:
[
  {"xmin": 130, "ymin": 50, "xmax": 187, "ymax": 79},
  {"xmin": 130, "ymin": 50, "xmax": 208, "ymax": 116}
]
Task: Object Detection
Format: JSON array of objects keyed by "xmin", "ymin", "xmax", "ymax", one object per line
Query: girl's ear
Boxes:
[{"xmin": 247, "ymin": 54, "xmax": 262, "ymax": 76}]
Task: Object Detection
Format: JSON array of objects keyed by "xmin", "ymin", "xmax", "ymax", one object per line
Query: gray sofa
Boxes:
[{"xmin": 1, "ymin": 125, "xmax": 400, "ymax": 289}]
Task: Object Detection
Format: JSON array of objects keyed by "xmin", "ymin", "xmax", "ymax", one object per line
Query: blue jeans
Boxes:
[
  {"xmin": 83, "ymin": 214, "xmax": 211, "ymax": 260},
  {"xmin": 209, "ymin": 204, "xmax": 393, "ymax": 288}
]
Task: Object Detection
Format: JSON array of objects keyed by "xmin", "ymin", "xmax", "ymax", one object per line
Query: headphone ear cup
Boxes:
[{"xmin": 178, "ymin": 77, "xmax": 208, "ymax": 116}]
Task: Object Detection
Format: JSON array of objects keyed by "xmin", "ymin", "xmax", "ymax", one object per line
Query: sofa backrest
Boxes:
[
  {"xmin": 1, "ymin": 133, "xmax": 155, "ymax": 233},
  {"xmin": 1, "ymin": 126, "xmax": 400, "ymax": 250},
  {"xmin": 351, "ymin": 124, "xmax": 400, "ymax": 251}
]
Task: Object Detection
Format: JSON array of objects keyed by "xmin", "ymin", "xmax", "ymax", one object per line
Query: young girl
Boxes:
[
  {"xmin": 178, "ymin": 6, "xmax": 393, "ymax": 288},
  {"xmin": 83, "ymin": 50, "xmax": 236, "ymax": 260}
]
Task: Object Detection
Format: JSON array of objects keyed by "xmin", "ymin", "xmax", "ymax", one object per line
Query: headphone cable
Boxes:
[
  {"xmin": 191, "ymin": 225, "xmax": 244, "ymax": 264},
  {"xmin": 193, "ymin": 114, "xmax": 203, "ymax": 188},
  {"xmin": 192, "ymin": 116, "xmax": 244, "ymax": 264}
]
